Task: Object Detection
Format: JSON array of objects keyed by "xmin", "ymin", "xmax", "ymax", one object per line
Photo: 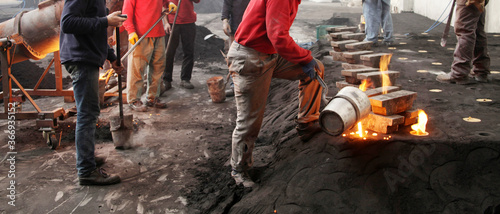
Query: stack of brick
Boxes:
[{"xmin": 327, "ymin": 26, "xmax": 420, "ymax": 134}]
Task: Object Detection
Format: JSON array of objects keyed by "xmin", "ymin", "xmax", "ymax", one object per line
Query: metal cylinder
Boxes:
[
  {"xmin": 0, "ymin": 0, "xmax": 64, "ymax": 63},
  {"xmin": 319, "ymin": 86, "xmax": 371, "ymax": 136}
]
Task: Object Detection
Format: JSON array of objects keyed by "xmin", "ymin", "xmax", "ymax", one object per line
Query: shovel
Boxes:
[{"xmin": 110, "ymin": 26, "xmax": 134, "ymax": 150}]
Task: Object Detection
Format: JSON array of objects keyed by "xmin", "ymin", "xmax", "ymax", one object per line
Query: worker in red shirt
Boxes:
[
  {"xmin": 226, "ymin": 0, "xmax": 325, "ymax": 187},
  {"xmin": 162, "ymin": 0, "xmax": 200, "ymax": 91},
  {"xmin": 123, "ymin": 0, "xmax": 171, "ymax": 111}
]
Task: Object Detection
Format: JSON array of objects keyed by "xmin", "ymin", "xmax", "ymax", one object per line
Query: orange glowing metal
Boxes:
[
  {"xmin": 379, "ymin": 54, "xmax": 392, "ymax": 94},
  {"xmin": 410, "ymin": 110, "xmax": 429, "ymax": 136},
  {"xmin": 359, "ymin": 80, "xmax": 370, "ymax": 91},
  {"xmin": 356, "ymin": 122, "xmax": 363, "ymax": 138}
]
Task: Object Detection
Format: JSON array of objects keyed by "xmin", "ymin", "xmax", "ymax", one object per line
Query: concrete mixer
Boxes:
[{"xmin": 0, "ymin": 0, "xmax": 126, "ymax": 149}]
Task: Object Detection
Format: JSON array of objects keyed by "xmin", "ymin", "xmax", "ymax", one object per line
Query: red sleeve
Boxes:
[
  {"xmin": 122, "ymin": 0, "xmax": 136, "ymax": 34},
  {"xmin": 265, "ymin": 0, "xmax": 312, "ymax": 65}
]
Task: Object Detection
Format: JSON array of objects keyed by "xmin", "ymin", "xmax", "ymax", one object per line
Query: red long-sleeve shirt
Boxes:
[
  {"xmin": 165, "ymin": 0, "xmax": 200, "ymax": 24},
  {"xmin": 234, "ymin": 0, "xmax": 312, "ymax": 65},
  {"xmin": 122, "ymin": 0, "xmax": 167, "ymax": 38}
]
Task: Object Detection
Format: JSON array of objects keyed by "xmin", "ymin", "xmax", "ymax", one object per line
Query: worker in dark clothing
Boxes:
[
  {"xmin": 226, "ymin": 0, "xmax": 324, "ymax": 187},
  {"xmin": 221, "ymin": 0, "xmax": 250, "ymax": 97},
  {"xmin": 436, "ymin": 0, "xmax": 490, "ymax": 84},
  {"xmin": 60, "ymin": 0, "xmax": 126, "ymax": 185}
]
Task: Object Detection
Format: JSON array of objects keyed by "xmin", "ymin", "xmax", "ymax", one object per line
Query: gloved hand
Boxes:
[
  {"xmin": 168, "ymin": 2, "xmax": 177, "ymax": 13},
  {"xmin": 302, "ymin": 59, "xmax": 320, "ymax": 79},
  {"xmin": 128, "ymin": 32, "xmax": 138, "ymax": 45},
  {"xmin": 222, "ymin": 19, "xmax": 231, "ymax": 36},
  {"xmin": 466, "ymin": 0, "xmax": 485, "ymax": 12}
]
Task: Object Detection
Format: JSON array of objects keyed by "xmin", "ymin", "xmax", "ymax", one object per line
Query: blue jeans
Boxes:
[
  {"xmin": 363, "ymin": 0, "xmax": 393, "ymax": 43},
  {"xmin": 65, "ymin": 63, "xmax": 99, "ymax": 177}
]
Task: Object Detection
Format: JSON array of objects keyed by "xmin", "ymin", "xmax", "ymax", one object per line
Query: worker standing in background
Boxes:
[
  {"xmin": 60, "ymin": 0, "xmax": 126, "ymax": 185},
  {"xmin": 122, "ymin": 0, "xmax": 171, "ymax": 111},
  {"xmin": 226, "ymin": 0, "xmax": 325, "ymax": 187},
  {"xmin": 437, "ymin": 0, "xmax": 490, "ymax": 84},
  {"xmin": 362, "ymin": 0, "xmax": 394, "ymax": 46},
  {"xmin": 221, "ymin": 0, "xmax": 250, "ymax": 97},
  {"xmin": 162, "ymin": 0, "xmax": 200, "ymax": 91}
]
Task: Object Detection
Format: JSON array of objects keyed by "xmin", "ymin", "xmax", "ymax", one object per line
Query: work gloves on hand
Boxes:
[
  {"xmin": 128, "ymin": 32, "xmax": 138, "ymax": 45},
  {"xmin": 466, "ymin": 0, "xmax": 485, "ymax": 12},
  {"xmin": 302, "ymin": 59, "xmax": 320, "ymax": 79},
  {"xmin": 168, "ymin": 2, "xmax": 177, "ymax": 13},
  {"xmin": 222, "ymin": 19, "xmax": 231, "ymax": 36}
]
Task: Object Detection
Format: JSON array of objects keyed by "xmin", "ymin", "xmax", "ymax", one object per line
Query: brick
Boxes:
[
  {"xmin": 343, "ymin": 51, "xmax": 374, "ymax": 64},
  {"xmin": 341, "ymin": 33, "xmax": 366, "ymax": 41},
  {"xmin": 369, "ymin": 90, "xmax": 418, "ymax": 116},
  {"xmin": 326, "ymin": 26, "xmax": 358, "ymax": 33},
  {"xmin": 360, "ymin": 53, "xmax": 393, "ymax": 68},
  {"xmin": 364, "ymin": 86, "xmax": 401, "ymax": 97},
  {"xmin": 341, "ymin": 63, "xmax": 373, "ymax": 70},
  {"xmin": 399, "ymin": 108, "xmax": 420, "ymax": 126},
  {"xmin": 330, "ymin": 51, "xmax": 347, "ymax": 62},
  {"xmin": 346, "ymin": 41, "xmax": 373, "ymax": 52},
  {"xmin": 357, "ymin": 71, "xmax": 400, "ymax": 88},
  {"xmin": 336, "ymin": 80, "xmax": 359, "ymax": 89},
  {"xmin": 341, "ymin": 68, "xmax": 379, "ymax": 84},
  {"xmin": 331, "ymin": 40, "xmax": 358, "ymax": 52},
  {"xmin": 329, "ymin": 32, "xmax": 351, "ymax": 41},
  {"xmin": 361, "ymin": 112, "xmax": 405, "ymax": 134}
]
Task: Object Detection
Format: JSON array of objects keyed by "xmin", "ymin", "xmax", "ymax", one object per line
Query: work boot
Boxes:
[
  {"xmin": 160, "ymin": 81, "xmax": 172, "ymax": 95},
  {"xmin": 296, "ymin": 120, "xmax": 322, "ymax": 142},
  {"xmin": 436, "ymin": 73, "xmax": 472, "ymax": 85},
  {"xmin": 146, "ymin": 98, "xmax": 167, "ymax": 109},
  {"xmin": 231, "ymin": 169, "xmax": 255, "ymax": 188},
  {"xmin": 474, "ymin": 74, "xmax": 489, "ymax": 83},
  {"xmin": 79, "ymin": 168, "xmax": 121, "ymax": 186},
  {"xmin": 129, "ymin": 100, "xmax": 148, "ymax": 112},
  {"xmin": 95, "ymin": 156, "xmax": 105, "ymax": 167},
  {"xmin": 180, "ymin": 80, "xmax": 194, "ymax": 89},
  {"xmin": 225, "ymin": 88, "xmax": 234, "ymax": 97}
]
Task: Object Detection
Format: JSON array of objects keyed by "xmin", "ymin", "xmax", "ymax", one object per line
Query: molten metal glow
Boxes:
[
  {"xmin": 359, "ymin": 80, "xmax": 370, "ymax": 91},
  {"xmin": 356, "ymin": 122, "xmax": 363, "ymax": 138},
  {"xmin": 379, "ymin": 54, "xmax": 392, "ymax": 94},
  {"xmin": 410, "ymin": 110, "xmax": 429, "ymax": 136}
]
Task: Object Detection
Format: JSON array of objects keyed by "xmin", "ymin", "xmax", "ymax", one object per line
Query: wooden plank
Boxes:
[
  {"xmin": 330, "ymin": 51, "xmax": 347, "ymax": 62},
  {"xmin": 361, "ymin": 112, "xmax": 404, "ymax": 134},
  {"xmin": 331, "ymin": 40, "xmax": 359, "ymax": 52},
  {"xmin": 399, "ymin": 108, "xmax": 420, "ymax": 126},
  {"xmin": 369, "ymin": 90, "xmax": 417, "ymax": 116},
  {"xmin": 341, "ymin": 68, "xmax": 379, "ymax": 84},
  {"xmin": 336, "ymin": 80, "xmax": 358, "ymax": 89},
  {"xmin": 360, "ymin": 53, "xmax": 393, "ymax": 68},
  {"xmin": 330, "ymin": 26, "xmax": 358, "ymax": 32},
  {"xmin": 345, "ymin": 41, "xmax": 373, "ymax": 51},
  {"xmin": 341, "ymin": 33, "xmax": 366, "ymax": 41},
  {"xmin": 329, "ymin": 32, "xmax": 351, "ymax": 41},
  {"xmin": 325, "ymin": 26, "xmax": 347, "ymax": 33},
  {"xmin": 364, "ymin": 86, "xmax": 401, "ymax": 97},
  {"xmin": 357, "ymin": 71, "xmax": 400, "ymax": 88},
  {"xmin": 341, "ymin": 63, "xmax": 372, "ymax": 70},
  {"xmin": 343, "ymin": 50, "xmax": 374, "ymax": 64}
]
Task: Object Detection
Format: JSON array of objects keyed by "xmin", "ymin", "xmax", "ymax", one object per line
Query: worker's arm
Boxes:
[
  {"xmin": 122, "ymin": 0, "xmax": 136, "ymax": 34},
  {"xmin": 265, "ymin": 0, "xmax": 312, "ymax": 65}
]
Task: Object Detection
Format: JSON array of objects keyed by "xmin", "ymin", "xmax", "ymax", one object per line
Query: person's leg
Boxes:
[
  {"xmin": 450, "ymin": 0, "xmax": 482, "ymax": 79},
  {"xmin": 163, "ymin": 25, "xmax": 181, "ymax": 83},
  {"xmin": 180, "ymin": 23, "xmax": 196, "ymax": 82},
  {"xmin": 381, "ymin": 0, "xmax": 394, "ymax": 43},
  {"xmin": 227, "ymin": 42, "xmax": 274, "ymax": 173},
  {"xmin": 363, "ymin": 0, "xmax": 382, "ymax": 43},
  {"xmin": 127, "ymin": 40, "xmax": 151, "ymax": 103},
  {"xmin": 272, "ymin": 57, "xmax": 324, "ymax": 124},
  {"xmin": 471, "ymin": 8, "xmax": 490, "ymax": 78},
  {"xmin": 66, "ymin": 64, "xmax": 100, "ymax": 177},
  {"xmin": 147, "ymin": 37, "xmax": 166, "ymax": 101}
]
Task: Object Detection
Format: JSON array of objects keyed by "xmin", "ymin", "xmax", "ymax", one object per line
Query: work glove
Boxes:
[
  {"xmin": 128, "ymin": 32, "xmax": 138, "ymax": 45},
  {"xmin": 168, "ymin": 2, "xmax": 177, "ymax": 13},
  {"xmin": 222, "ymin": 19, "xmax": 231, "ymax": 36},
  {"xmin": 302, "ymin": 59, "xmax": 320, "ymax": 79},
  {"xmin": 466, "ymin": 0, "xmax": 485, "ymax": 12}
]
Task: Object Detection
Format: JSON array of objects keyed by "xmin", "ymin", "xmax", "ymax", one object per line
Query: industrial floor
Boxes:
[{"xmin": 1, "ymin": 1, "xmax": 500, "ymax": 213}]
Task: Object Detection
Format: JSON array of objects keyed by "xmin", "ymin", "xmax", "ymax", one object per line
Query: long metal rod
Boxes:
[
  {"xmin": 34, "ymin": 57, "xmax": 55, "ymax": 90},
  {"xmin": 165, "ymin": 0, "xmax": 182, "ymax": 56},
  {"xmin": 120, "ymin": 10, "xmax": 171, "ymax": 62},
  {"xmin": 116, "ymin": 27, "xmax": 124, "ymax": 120}
]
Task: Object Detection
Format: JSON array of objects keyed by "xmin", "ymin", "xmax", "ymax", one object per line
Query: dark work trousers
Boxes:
[
  {"xmin": 451, "ymin": 0, "xmax": 490, "ymax": 79},
  {"xmin": 163, "ymin": 23, "xmax": 196, "ymax": 82}
]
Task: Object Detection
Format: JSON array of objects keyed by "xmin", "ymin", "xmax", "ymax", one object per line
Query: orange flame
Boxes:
[
  {"xmin": 356, "ymin": 122, "xmax": 363, "ymax": 138},
  {"xmin": 410, "ymin": 110, "xmax": 429, "ymax": 136},
  {"xmin": 379, "ymin": 54, "xmax": 392, "ymax": 94},
  {"xmin": 359, "ymin": 80, "xmax": 369, "ymax": 91}
]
